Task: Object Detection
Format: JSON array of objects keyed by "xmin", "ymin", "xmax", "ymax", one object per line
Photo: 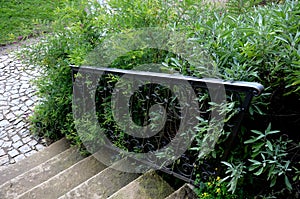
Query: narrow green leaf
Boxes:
[
  {"xmin": 253, "ymin": 104, "xmax": 264, "ymax": 115},
  {"xmin": 249, "ymin": 165, "xmax": 260, "ymax": 171},
  {"xmin": 285, "ymin": 175, "xmax": 292, "ymax": 190},
  {"xmin": 248, "ymin": 159, "xmax": 261, "ymax": 165},
  {"xmin": 266, "ymin": 130, "xmax": 280, "ymax": 135},
  {"xmin": 293, "ymin": 175, "xmax": 299, "ymax": 181},
  {"xmin": 256, "ymin": 134, "xmax": 265, "ymax": 141},
  {"xmin": 270, "ymin": 177, "xmax": 277, "ymax": 187},
  {"xmin": 284, "ymin": 161, "xmax": 291, "ymax": 170},
  {"xmin": 251, "ymin": 130, "xmax": 263, "ymax": 135},
  {"xmin": 251, "ymin": 151, "xmax": 260, "ymax": 159},
  {"xmin": 244, "ymin": 138, "xmax": 256, "ymax": 144},
  {"xmin": 221, "ymin": 161, "xmax": 233, "ymax": 169},
  {"xmin": 266, "ymin": 123, "xmax": 272, "ymax": 132},
  {"xmin": 249, "ymin": 106, "xmax": 254, "ymax": 115},
  {"xmin": 261, "ymin": 153, "xmax": 266, "ymax": 160},
  {"xmin": 275, "ymin": 36, "xmax": 289, "ymax": 44},
  {"xmin": 254, "ymin": 167, "xmax": 264, "ymax": 176},
  {"xmin": 253, "ymin": 142, "xmax": 265, "ymax": 153},
  {"xmin": 266, "ymin": 140, "xmax": 273, "ymax": 151}
]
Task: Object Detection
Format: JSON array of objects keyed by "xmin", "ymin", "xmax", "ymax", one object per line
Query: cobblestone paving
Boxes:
[{"xmin": 0, "ymin": 44, "xmax": 45, "ymax": 166}]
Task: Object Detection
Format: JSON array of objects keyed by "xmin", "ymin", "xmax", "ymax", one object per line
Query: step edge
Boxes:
[
  {"xmin": 0, "ymin": 137, "xmax": 70, "ymax": 185},
  {"xmin": 16, "ymin": 155, "xmax": 105, "ymax": 199},
  {"xmin": 58, "ymin": 158, "xmax": 141, "ymax": 199},
  {"xmin": 164, "ymin": 183, "xmax": 197, "ymax": 199},
  {"xmin": 0, "ymin": 146, "xmax": 84, "ymax": 198},
  {"xmin": 107, "ymin": 169, "xmax": 174, "ymax": 199}
]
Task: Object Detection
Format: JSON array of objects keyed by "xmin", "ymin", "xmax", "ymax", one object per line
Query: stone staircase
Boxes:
[{"xmin": 0, "ymin": 138, "xmax": 197, "ymax": 199}]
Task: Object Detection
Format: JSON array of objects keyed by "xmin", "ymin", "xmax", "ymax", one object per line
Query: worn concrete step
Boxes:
[
  {"xmin": 0, "ymin": 147, "xmax": 84, "ymax": 199},
  {"xmin": 0, "ymin": 138, "xmax": 69, "ymax": 186},
  {"xmin": 17, "ymin": 155, "xmax": 107, "ymax": 199},
  {"xmin": 165, "ymin": 183, "xmax": 197, "ymax": 199},
  {"xmin": 108, "ymin": 170, "xmax": 174, "ymax": 199},
  {"xmin": 58, "ymin": 161, "xmax": 140, "ymax": 199}
]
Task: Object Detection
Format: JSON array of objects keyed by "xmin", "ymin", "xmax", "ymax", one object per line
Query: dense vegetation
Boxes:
[{"xmin": 21, "ymin": 0, "xmax": 299, "ymax": 198}]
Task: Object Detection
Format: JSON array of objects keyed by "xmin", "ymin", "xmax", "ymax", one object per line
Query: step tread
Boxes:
[
  {"xmin": 0, "ymin": 147, "xmax": 84, "ymax": 199},
  {"xmin": 59, "ymin": 160, "xmax": 140, "ymax": 199},
  {"xmin": 165, "ymin": 183, "xmax": 197, "ymax": 199},
  {"xmin": 108, "ymin": 170, "xmax": 174, "ymax": 199},
  {"xmin": 0, "ymin": 138, "xmax": 69, "ymax": 186},
  {"xmin": 17, "ymin": 155, "xmax": 106, "ymax": 199}
]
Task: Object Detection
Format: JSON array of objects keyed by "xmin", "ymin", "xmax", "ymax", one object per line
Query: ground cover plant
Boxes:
[
  {"xmin": 0, "ymin": 0, "xmax": 81, "ymax": 45},
  {"xmin": 21, "ymin": 0, "xmax": 300, "ymax": 198}
]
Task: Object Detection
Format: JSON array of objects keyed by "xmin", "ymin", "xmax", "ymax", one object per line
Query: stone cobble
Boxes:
[{"xmin": 0, "ymin": 44, "xmax": 45, "ymax": 166}]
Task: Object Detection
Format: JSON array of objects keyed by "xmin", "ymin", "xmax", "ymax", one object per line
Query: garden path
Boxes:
[{"xmin": 0, "ymin": 41, "xmax": 45, "ymax": 166}]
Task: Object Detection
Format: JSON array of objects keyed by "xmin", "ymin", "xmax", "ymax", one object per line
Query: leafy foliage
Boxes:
[
  {"xmin": 21, "ymin": 0, "xmax": 300, "ymax": 198},
  {"xmin": 194, "ymin": 175, "xmax": 245, "ymax": 198}
]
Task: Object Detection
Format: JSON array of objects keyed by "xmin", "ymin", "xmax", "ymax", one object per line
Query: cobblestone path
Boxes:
[{"xmin": 0, "ymin": 44, "xmax": 45, "ymax": 166}]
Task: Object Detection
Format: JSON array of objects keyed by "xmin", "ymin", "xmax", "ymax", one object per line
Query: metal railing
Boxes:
[{"xmin": 71, "ymin": 65, "xmax": 264, "ymax": 184}]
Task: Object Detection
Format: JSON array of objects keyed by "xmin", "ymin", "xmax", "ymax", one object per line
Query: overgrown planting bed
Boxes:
[{"xmin": 21, "ymin": 0, "xmax": 299, "ymax": 198}]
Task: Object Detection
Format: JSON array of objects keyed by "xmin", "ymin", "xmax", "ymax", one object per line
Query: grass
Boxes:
[{"xmin": 0, "ymin": 0, "xmax": 81, "ymax": 45}]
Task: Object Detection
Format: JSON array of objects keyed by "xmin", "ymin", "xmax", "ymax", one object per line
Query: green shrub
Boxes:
[
  {"xmin": 22, "ymin": 0, "xmax": 300, "ymax": 198},
  {"xmin": 22, "ymin": 0, "xmax": 96, "ymax": 142}
]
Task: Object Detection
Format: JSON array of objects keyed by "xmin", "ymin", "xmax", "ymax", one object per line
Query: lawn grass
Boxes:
[{"xmin": 0, "ymin": 0, "xmax": 82, "ymax": 45}]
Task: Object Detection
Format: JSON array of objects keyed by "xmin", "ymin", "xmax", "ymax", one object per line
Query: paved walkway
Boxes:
[{"xmin": 0, "ymin": 42, "xmax": 45, "ymax": 166}]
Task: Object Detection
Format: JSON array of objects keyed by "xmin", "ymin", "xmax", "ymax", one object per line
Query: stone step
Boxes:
[
  {"xmin": 107, "ymin": 170, "xmax": 174, "ymax": 199},
  {"xmin": 165, "ymin": 183, "xmax": 197, "ymax": 199},
  {"xmin": 17, "ymin": 155, "xmax": 107, "ymax": 199},
  {"xmin": 58, "ymin": 160, "xmax": 140, "ymax": 199},
  {"xmin": 0, "ymin": 147, "xmax": 84, "ymax": 199},
  {"xmin": 0, "ymin": 138, "xmax": 69, "ymax": 186},
  {"xmin": 0, "ymin": 137, "xmax": 196, "ymax": 199}
]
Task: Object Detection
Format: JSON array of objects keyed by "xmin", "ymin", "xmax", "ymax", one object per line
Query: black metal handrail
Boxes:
[
  {"xmin": 71, "ymin": 65, "xmax": 264, "ymax": 184},
  {"xmin": 71, "ymin": 66, "xmax": 264, "ymax": 96}
]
